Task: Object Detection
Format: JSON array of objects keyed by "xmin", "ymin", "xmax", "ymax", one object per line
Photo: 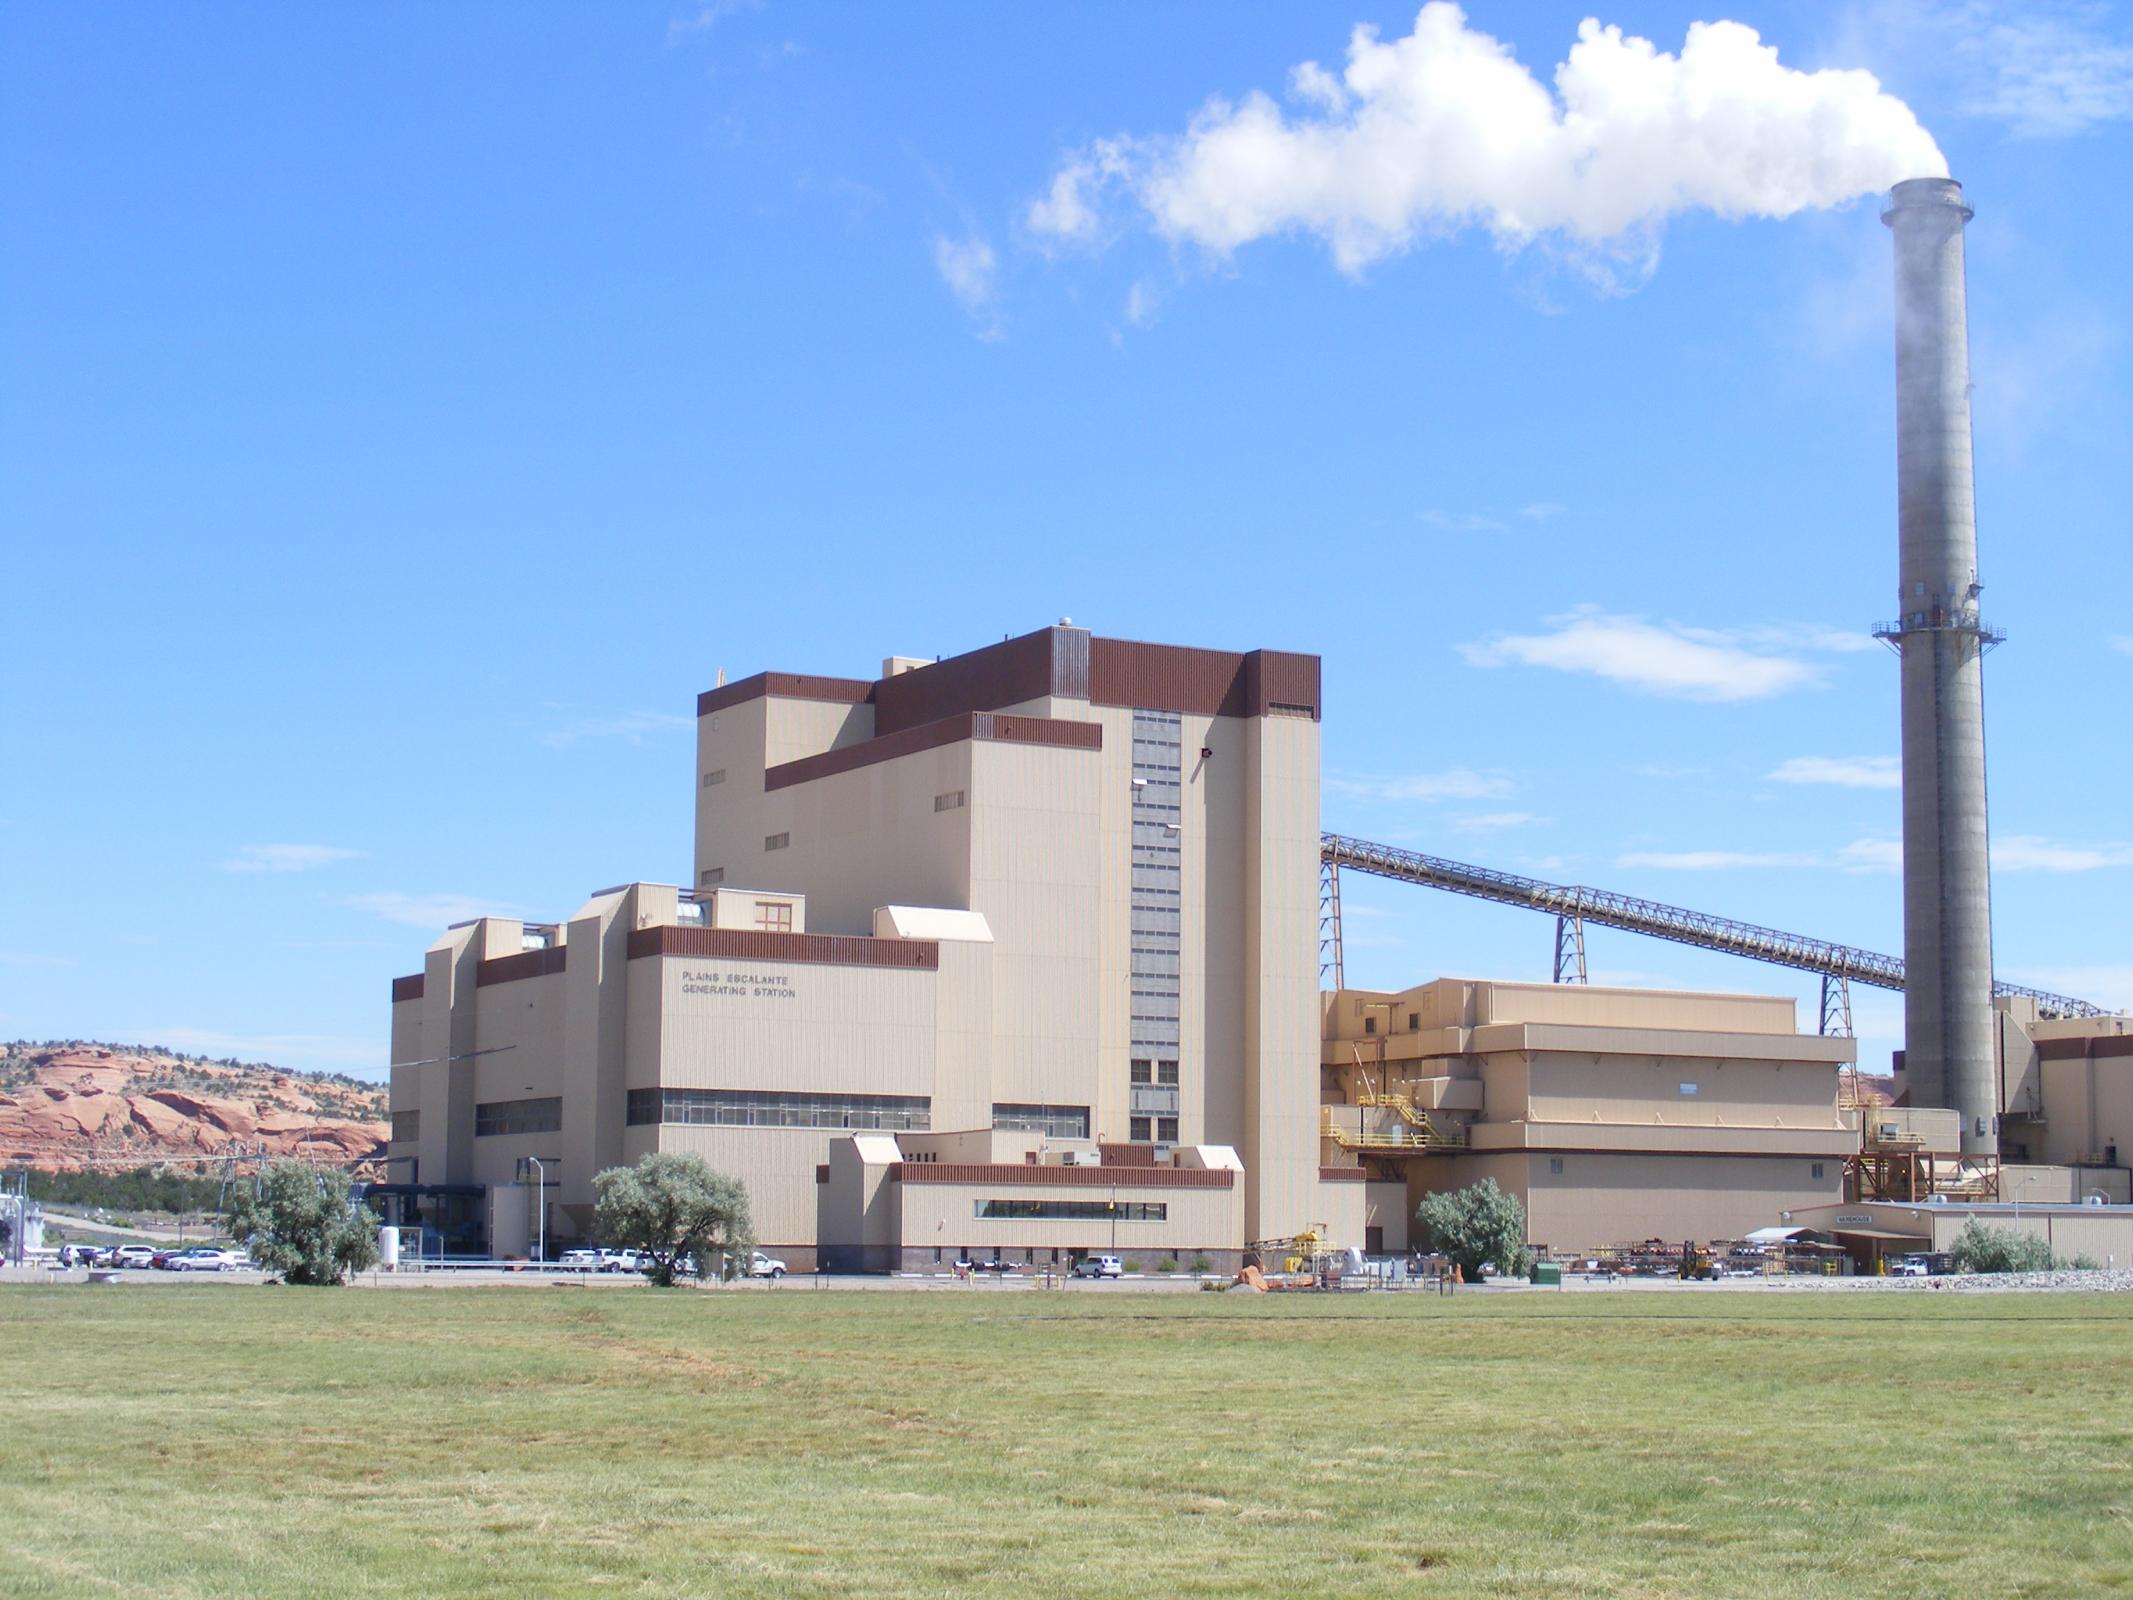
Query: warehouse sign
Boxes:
[
  {"xmin": 1835, "ymin": 1214, "xmax": 1874, "ymax": 1226},
  {"xmin": 680, "ymin": 968, "xmax": 798, "ymax": 1002}
]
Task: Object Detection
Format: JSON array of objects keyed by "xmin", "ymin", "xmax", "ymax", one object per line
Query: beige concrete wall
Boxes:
[
  {"xmin": 1364, "ymin": 1181, "xmax": 1409, "ymax": 1253},
  {"xmin": 649, "ymin": 1123, "xmax": 835, "ymax": 1249},
  {"xmin": 1519, "ymin": 1051, "xmax": 1848, "ymax": 1133},
  {"xmin": 968, "ymin": 737, "xmax": 1102, "ymax": 1112},
  {"xmin": 1924, "ymin": 1208, "xmax": 2133, "ymax": 1265},
  {"xmin": 1315, "ymin": 1179, "xmax": 1366, "ymax": 1251},
  {"xmin": 2031, "ymin": 1056, "xmax": 2133, "ymax": 1167},
  {"xmin": 2001, "ymin": 1164, "xmax": 2132, "ymax": 1204},
  {"xmin": 893, "ymin": 1179, "xmax": 1243, "ymax": 1258},
  {"xmin": 1242, "ymin": 711, "xmax": 1321, "ymax": 1240}
]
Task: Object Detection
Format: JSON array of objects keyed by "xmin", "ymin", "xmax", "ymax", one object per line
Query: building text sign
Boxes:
[{"xmin": 681, "ymin": 969, "xmax": 797, "ymax": 1001}]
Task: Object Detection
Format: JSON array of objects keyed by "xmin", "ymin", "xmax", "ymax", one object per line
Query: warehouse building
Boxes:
[{"xmin": 1316, "ymin": 979, "xmax": 1857, "ymax": 1254}]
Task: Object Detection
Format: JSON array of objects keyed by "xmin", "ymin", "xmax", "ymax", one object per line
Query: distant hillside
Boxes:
[{"xmin": 0, "ymin": 1041, "xmax": 387, "ymax": 1173}]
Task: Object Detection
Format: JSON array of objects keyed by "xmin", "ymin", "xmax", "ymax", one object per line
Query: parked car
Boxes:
[
  {"xmin": 748, "ymin": 1251, "xmax": 787, "ymax": 1279},
  {"xmin": 1071, "ymin": 1255, "xmax": 1123, "ymax": 1279},
  {"xmin": 111, "ymin": 1245, "xmax": 158, "ymax": 1269},
  {"xmin": 161, "ymin": 1246, "xmax": 244, "ymax": 1272},
  {"xmin": 558, "ymin": 1248, "xmax": 605, "ymax": 1273},
  {"xmin": 1892, "ymin": 1257, "xmax": 1930, "ymax": 1277}
]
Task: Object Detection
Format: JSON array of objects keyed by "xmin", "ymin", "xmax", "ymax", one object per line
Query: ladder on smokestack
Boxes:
[{"xmin": 1318, "ymin": 832, "xmax": 2106, "ymax": 1020}]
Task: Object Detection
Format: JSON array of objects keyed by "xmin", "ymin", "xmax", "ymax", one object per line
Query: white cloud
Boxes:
[
  {"xmin": 1460, "ymin": 608, "xmax": 1835, "ymax": 702},
  {"xmin": 1949, "ymin": 1, "xmax": 2133, "ymax": 137},
  {"xmin": 1124, "ymin": 278, "xmax": 1160, "ymax": 327},
  {"xmin": 0, "ymin": 950, "xmax": 75, "ymax": 969},
  {"xmin": 539, "ymin": 710, "xmax": 693, "ymax": 748},
  {"xmin": 1769, "ymin": 755, "xmax": 1901, "ymax": 790},
  {"xmin": 1419, "ymin": 508, "xmax": 1508, "ymax": 534},
  {"xmin": 1451, "ymin": 811, "xmax": 1544, "ymax": 833},
  {"xmin": 1836, "ymin": 838, "xmax": 1904, "ymax": 874},
  {"xmin": 1617, "ymin": 849, "xmax": 1824, "ymax": 870},
  {"xmin": 1992, "ymin": 835, "xmax": 2133, "ymax": 872},
  {"xmin": 1027, "ymin": 5, "xmax": 1943, "ymax": 277},
  {"xmin": 2006, "ymin": 965, "xmax": 2133, "ymax": 1012},
  {"xmin": 932, "ymin": 233, "xmax": 1002, "ymax": 337},
  {"xmin": 344, "ymin": 892, "xmax": 525, "ymax": 929},
  {"xmin": 222, "ymin": 844, "xmax": 363, "ymax": 874},
  {"xmin": 1326, "ymin": 768, "xmax": 1516, "ymax": 803},
  {"xmin": 2110, "ymin": 636, "xmax": 2133, "ymax": 656},
  {"xmin": 668, "ymin": 0, "xmax": 762, "ymax": 41},
  {"xmin": 1519, "ymin": 502, "xmax": 1566, "ymax": 522}
]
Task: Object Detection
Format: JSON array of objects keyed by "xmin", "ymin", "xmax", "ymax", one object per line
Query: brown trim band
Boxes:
[
  {"xmin": 697, "ymin": 671, "xmax": 872, "ymax": 719},
  {"xmin": 2036, "ymin": 1035, "xmax": 2133, "ymax": 1061},
  {"xmin": 764, "ymin": 710, "xmax": 1101, "ymax": 792},
  {"xmin": 628, "ymin": 924, "xmax": 939, "ymax": 970},
  {"xmin": 1318, "ymin": 1166, "xmax": 1368, "ymax": 1182},
  {"xmin": 477, "ymin": 947, "xmax": 568, "ymax": 987},
  {"xmin": 391, "ymin": 974, "xmax": 425, "ymax": 1003},
  {"xmin": 893, "ymin": 1162, "xmax": 1233, "ymax": 1189},
  {"xmin": 698, "ymin": 628, "xmax": 1321, "ymax": 727},
  {"xmin": 1090, "ymin": 638, "xmax": 1320, "ymax": 721}
]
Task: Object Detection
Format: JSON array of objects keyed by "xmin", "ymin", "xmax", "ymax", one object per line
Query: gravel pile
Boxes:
[{"xmin": 1769, "ymin": 1267, "xmax": 2133, "ymax": 1293}]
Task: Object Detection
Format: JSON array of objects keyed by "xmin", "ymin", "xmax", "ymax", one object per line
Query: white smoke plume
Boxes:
[{"xmin": 1028, "ymin": 5, "xmax": 1946, "ymax": 275}]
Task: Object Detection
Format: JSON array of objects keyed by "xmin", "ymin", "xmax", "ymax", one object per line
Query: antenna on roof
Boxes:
[{"xmin": 715, "ymin": 668, "xmax": 726, "ymax": 687}]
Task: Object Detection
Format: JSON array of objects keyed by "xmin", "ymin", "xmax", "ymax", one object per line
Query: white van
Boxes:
[{"xmin": 1072, "ymin": 1255, "xmax": 1123, "ymax": 1279}]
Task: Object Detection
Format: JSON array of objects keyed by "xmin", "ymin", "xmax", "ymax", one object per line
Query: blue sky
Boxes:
[{"xmin": 4, "ymin": 2, "xmax": 2129, "ymax": 1079}]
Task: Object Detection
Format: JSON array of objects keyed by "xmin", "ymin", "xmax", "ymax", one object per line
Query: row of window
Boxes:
[
  {"xmin": 1129, "ymin": 1059, "xmax": 1180, "ymax": 1086},
  {"xmin": 390, "ymin": 1110, "xmax": 419, "ymax": 1143},
  {"xmin": 991, "ymin": 1103, "xmax": 1091, "ymax": 1139},
  {"xmin": 974, "ymin": 1200, "xmax": 1167, "ymax": 1222},
  {"xmin": 475, "ymin": 1097, "xmax": 562, "ymax": 1138},
  {"xmin": 624, "ymin": 1087, "xmax": 931, "ymax": 1131},
  {"xmin": 1128, "ymin": 1116, "xmax": 1180, "ymax": 1143}
]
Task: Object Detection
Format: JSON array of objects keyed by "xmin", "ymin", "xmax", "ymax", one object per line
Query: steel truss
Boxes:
[{"xmin": 1319, "ymin": 832, "xmax": 2105, "ymax": 1019}]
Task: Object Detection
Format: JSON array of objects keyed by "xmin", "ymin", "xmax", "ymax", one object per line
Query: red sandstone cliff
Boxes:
[{"xmin": 0, "ymin": 1043, "xmax": 386, "ymax": 1172}]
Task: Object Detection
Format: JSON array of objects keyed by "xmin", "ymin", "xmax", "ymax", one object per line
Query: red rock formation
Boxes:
[{"xmin": 0, "ymin": 1045, "xmax": 387, "ymax": 1173}]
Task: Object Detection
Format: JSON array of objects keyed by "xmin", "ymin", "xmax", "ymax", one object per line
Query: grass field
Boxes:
[{"xmin": 2, "ymin": 1285, "xmax": 2129, "ymax": 1598}]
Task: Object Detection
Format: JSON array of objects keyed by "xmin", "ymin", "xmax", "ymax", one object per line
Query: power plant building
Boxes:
[
  {"xmin": 382, "ymin": 625, "xmax": 1887, "ymax": 1267},
  {"xmin": 376, "ymin": 177, "xmax": 2127, "ymax": 1271}
]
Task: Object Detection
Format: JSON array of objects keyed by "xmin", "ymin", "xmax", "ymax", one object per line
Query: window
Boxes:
[
  {"xmin": 754, "ymin": 900, "xmax": 793, "ymax": 933},
  {"xmin": 1156, "ymin": 1116, "xmax": 1178, "ymax": 1143},
  {"xmin": 1408, "ymin": 1013, "xmax": 1420, "ymax": 1031},
  {"xmin": 700, "ymin": 867, "xmax": 724, "ymax": 887},
  {"xmin": 1811, "ymin": 1162, "xmax": 1825, "ymax": 1180},
  {"xmin": 1364, "ymin": 1017, "xmax": 1377, "ymax": 1035},
  {"xmin": 764, "ymin": 832, "xmax": 790, "ymax": 852},
  {"xmin": 390, "ymin": 1110, "xmax": 419, "ymax": 1143},
  {"xmin": 1129, "ymin": 1116, "xmax": 1152, "ymax": 1142},
  {"xmin": 992, "ymin": 1103, "xmax": 1091, "ymax": 1139},
  {"xmin": 1130, "ymin": 1059, "xmax": 1152, "ymax": 1085},
  {"xmin": 474, "ymin": 1097, "xmax": 561, "ymax": 1137},
  {"xmin": 975, "ymin": 1199, "xmax": 1167, "ymax": 1222},
  {"xmin": 624, "ymin": 1087, "xmax": 929, "ymax": 1131},
  {"xmin": 1157, "ymin": 1060, "xmax": 1179, "ymax": 1086},
  {"xmin": 702, "ymin": 769, "xmax": 726, "ymax": 788},
  {"xmin": 1549, "ymin": 1157, "xmax": 1564, "ymax": 1176},
  {"xmin": 934, "ymin": 790, "xmax": 966, "ymax": 812}
]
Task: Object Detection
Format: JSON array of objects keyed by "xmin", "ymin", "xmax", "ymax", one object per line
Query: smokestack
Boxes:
[{"xmin": 1881, "ymin": 177, "xmax": 1997, "ymax": 1157}]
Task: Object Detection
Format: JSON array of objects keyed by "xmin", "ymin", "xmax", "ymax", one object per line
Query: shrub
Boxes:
[
  {"xmin": 225, "ymin": 1162, "xmax": 378, "ymax": 1286},
  {"xmin": 1947, "ymin": 1219, "xmax": 2054, "ymax": 1275},
  {"xmin": 1190, "ymin": 1253, "xmax": 1212, "ymax": 1274},
  {"xmin": 2063, "ymin": 1253, "xmax": 2102, "ymax": 1272},
  {"xmin": 1156, "ymin": 1258, "xmax": 1176, "ymax": 1273},
  {"xmin": 591, "ymin": 1152, "xmax": 754, "ymax": 1288},
  {"xmin": 1417, "ymin": 1178, "xmax": 1531, "ymax": 1280},
  {"xmin": 1123, "ymin": 1259, "xmax": 1140, "ymax": 1273}
]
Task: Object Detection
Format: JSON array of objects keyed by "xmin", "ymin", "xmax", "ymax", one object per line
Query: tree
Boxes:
[
  {"xmin": 1417, "ymin": 1178, "xmax": 1531, "ymax": 1279},
  {"xmin": 1947, "ymin": 1218, "xmax": 2053, "ymax": 1275},
  {"xmin": 226, "ymin": 1162, "xmax": 378, "ymax": 1286},
  {"xmin": 592, "ymin": 1152, "xmax": 754, "ymax": 1288}
]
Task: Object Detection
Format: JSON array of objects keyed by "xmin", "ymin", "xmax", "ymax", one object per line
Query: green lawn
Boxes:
[{"xmin": 2, "ymin": 1285, "xmax": 2129, "ymax": 1597}]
